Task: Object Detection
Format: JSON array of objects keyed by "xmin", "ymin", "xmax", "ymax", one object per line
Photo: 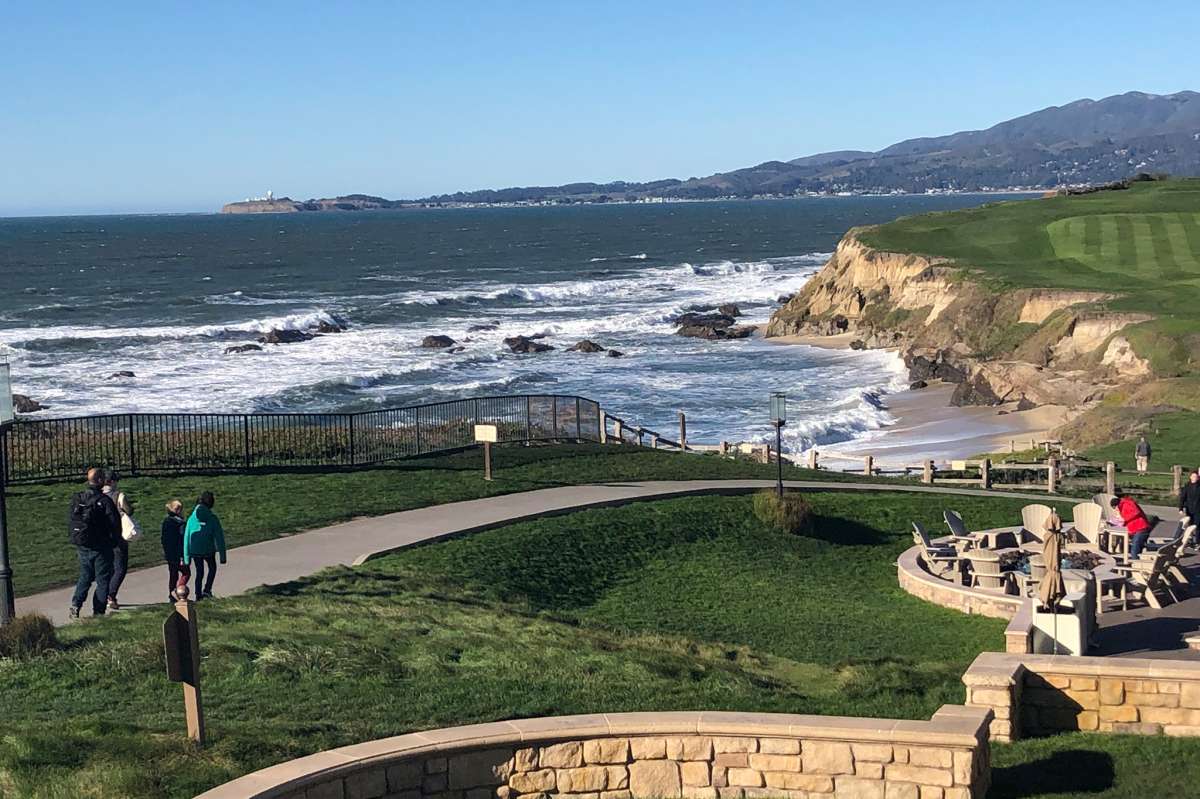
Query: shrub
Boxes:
[
  {"xmin": 0, "ymin": 613, "xmax": 59, "ymax": 659},
  {"xmin": 752, "ymin": 490, "xmax": 813, "ymax": 534}
]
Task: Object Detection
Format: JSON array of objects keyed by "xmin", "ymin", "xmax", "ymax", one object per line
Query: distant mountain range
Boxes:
[{"xmin": 223, "ymin": 91, "xmax": 1200, "ymax": 211}]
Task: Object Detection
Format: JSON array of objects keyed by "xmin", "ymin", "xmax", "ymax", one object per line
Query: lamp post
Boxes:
[
  {"xmin": 770, "ymin": 392, "xmax": 787, "ymax": 498},
  {"xmin": 0, "ymin": 358, "xmax": 15, "ymax": 625}
]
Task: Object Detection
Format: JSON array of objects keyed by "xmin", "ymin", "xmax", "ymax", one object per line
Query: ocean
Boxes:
[{"xmin": 0, "ymin": 196, "xmax": 1019, "ymax": 452}]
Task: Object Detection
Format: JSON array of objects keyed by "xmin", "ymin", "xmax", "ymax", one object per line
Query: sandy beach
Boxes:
[{"xmin": 761, "ymin": 329, "xmax": 1073, "ymax": 465}]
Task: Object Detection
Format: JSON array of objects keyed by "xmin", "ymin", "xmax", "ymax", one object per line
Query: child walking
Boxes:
[{"xmin": 161, "ymin": 500, "xmax": 188, "ymax": 601}]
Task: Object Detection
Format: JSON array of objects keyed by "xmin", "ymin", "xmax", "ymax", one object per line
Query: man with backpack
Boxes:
[{"xmin": 68, "ymin": 467, "xmax": 122, "ymax": 619}]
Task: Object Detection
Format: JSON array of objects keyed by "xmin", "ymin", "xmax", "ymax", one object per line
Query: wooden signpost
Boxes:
[
  {"xmin": 164, "ymin": 595, "xmax": 206, "ymax": 745},
  {"xmin": 475, "ymin": 424, "xmax": 498, "ymax": 481}
]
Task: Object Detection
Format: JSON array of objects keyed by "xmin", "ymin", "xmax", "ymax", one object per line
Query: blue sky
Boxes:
[{"xmin": 1, "ymin": 1, "xmax": 1197, "ymax": 216}]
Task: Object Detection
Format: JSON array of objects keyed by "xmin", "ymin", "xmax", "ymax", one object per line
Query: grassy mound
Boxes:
[{"xmin": 0, "ymin": 491, "xmax": 1031, "ymax": 798}]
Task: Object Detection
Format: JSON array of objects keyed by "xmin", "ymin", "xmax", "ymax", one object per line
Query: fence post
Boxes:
[
  {"xmin": 808, "ymin": 450, "xmax": 818, "ymax": 470},
  {"xmin": 863, "ymin": 455, "xmax": 874, "ymax": 478},
  {"xmin": 678, "ymin": 411, "xmax": 687, "ymax": 452},
  {"xmin": 614, "ymin": 419, "xmax": 623, "ymax": 443},
  {"xmin": 761, "ymin": 446, "xmax": 770, "ymax": 465},
  {"xmin": 1106, "ymin": 461, "xmax": 1116, "ymax": 495},
  {"xmin": 1047, "ymin": 456, "xmax": 1057, "ymax": 494},
  {"xmin": 650, "ymin": 433, "xmax": 658, "ymax": 449},
  {"xmin": 719, "ymin": 441, "xmax": 729, "ymax": 456},
  {"xmin": 127, "ymin": 414, "xmax": 137, "ymax": 475},
  {"xmin": 637, "ymin": 428, "xmax": 645, "ymax": 447},
  {"xmin": 415, "ymin": 406, "xmax": 423, "ymax": 454},
  {"xmin": 1173, "ymin": 464, "xmax": 1183, "ymax": 495},
  {"xmin": 599, "ymin": 410, "xmax": 607, "ymax": 444},
  {"xmin": 981, "ymin": 458, "xmax": 991, "ymax": 490},
  {"xmin": 923, "ymin": 460, "xmax": 934, "ymax": 485},
  {"xmin": 525, "ymin": 397, "xmax": 532, "ymax": 444},
  {"xmin": 242, "ymin": 416, "xmax": 251, "ymax": 470},
  {"xmin": 348, "ymin": 414, "xmax": 356, "ymax": 466},
  {"xmin": 575, "ymin": 397, "xmax": 582, "ymax": 442}
]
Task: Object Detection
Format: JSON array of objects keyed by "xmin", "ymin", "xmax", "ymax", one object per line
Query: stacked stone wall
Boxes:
[
  {"xmin": 964, "ymin": 652, "xmax": 1200, "ymax": 741},
  {"xmin": 198, "ymin": 711, "xmax": 992, "ymax": 799}
]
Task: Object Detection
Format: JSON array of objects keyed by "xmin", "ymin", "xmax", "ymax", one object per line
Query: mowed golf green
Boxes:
[
  {"xmin": 861, "ymin": 178, "xmax": 1200, "ymax": 319},
  {"xmin": 1047, "ymin": 212, "xmax": 1200, "ymax": 278}
]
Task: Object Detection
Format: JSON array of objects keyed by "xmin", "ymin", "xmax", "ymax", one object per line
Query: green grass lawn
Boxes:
[
  {"xmin": 6, "ymin": 443, "xmax": 889, "ymax": 598},
  {"xmin": 862, "ymin": 178, "xmax": 1200, "ymax": 380},
  {"xmin": 860, "ymin": 178, "xmax": 1200, "ymax": 319},
  {"xmin": 0, "ymin": 491, "xmax": 1030, "ymax": 798},
  {"xmin": 991, "ymin": 733, "xmax": 1200, "ymax": 798}
]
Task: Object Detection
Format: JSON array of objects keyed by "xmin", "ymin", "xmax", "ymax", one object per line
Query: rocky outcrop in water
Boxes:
[
  {"xmin": 259, "ymin": 329, "xmax": 315, "ymax": 345},
  {"xmin": 504, "ymin": 335, "xmax": 555, "ymax": 353},
  {"xmin": 568, "ymin": 340, "xmax": 606, "ymax": 353},
  {"xmin": 422, "ymin": 335, "xmax": 456, "ymax": 348},
  {"xmin": 108, "ymin": 371, "xmax": 136, "ymax": 379},
  {"xmin": 674, "ymin": 311, "xmax": 754, "ymax": 340},
  {"xmin": 12, "ymin": 394, "xmax": 44, "ymax": 413},
  {"xmin": 225, "ymin": 344, "xmax": 263, "ymax": 355}
]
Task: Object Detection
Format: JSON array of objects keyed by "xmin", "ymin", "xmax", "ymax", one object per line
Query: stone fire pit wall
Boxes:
[
  {"xmin": 196, "ymin": 709, "xmax": 994, "ymax": 799},
  {"xmin": 964, "ymin": 652, "xmax": 1200, "ymax": 742}
]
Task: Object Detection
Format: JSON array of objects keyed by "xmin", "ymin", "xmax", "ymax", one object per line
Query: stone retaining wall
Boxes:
[
  {"xmin": 896, "ymin": 546, "xmax": 1022, "ymax": 621},
  {"xmin": 964, "ymin": 652, "xmax": 1200, "ymax": 742},
  {"xmin": 196, "ymin": 710, "xmax": 993, "ymax": 799}
]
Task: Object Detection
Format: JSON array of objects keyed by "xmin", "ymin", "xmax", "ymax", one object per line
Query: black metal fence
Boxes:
[{"xmin": 1, "ymin": 394, "xmax": 602, "ymax": 484}]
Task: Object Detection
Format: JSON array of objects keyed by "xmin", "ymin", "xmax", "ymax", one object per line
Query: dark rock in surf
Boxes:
[
  {"xmin": 224, "ymin": 344, "xmax": 263, "ymax": 355},
  {"xmin": 568, "ymin": 340, "xmax": 606, "ymax": 353},
  {"xmin": 504, "ymin": 335, "xmax": 554, "ymax": 353},
  {"xmin": 467, "ymin": 322, "xmax": 500, "ymax": 332},
  {"xmin": 607, "ymin": 349, "xmax": 624, "ymax": 358},
  {"xmin": 108, "ymin": 371, "xmax": 136, "ymax": 379},
  {"xmin": 12, "ymin": 394, "xmax": 45, "ymax": 413},
  {"xmin": 849, "ymin": 340, "xmax": 866, "ymax": 350},
  {"xmin": 314, "ymin": 320, "xmax": 346, "ymax": 334},
  {"xmin": 259, "ymin": 328, "xmax": 315, "ymax": 345},
  {"xmin": 718, "ymin": 303, "xmax": 742, "ymax": 318},
  {"xmin": 421, "ymin": 335, "xmax": 456, "ymax": 349},
  {"xmin": 909, "ymin": 380, "xmax": 928, "ymax": 390}
]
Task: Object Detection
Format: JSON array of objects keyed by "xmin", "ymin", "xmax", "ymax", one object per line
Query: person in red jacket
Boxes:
[{"xmin": 1111, "ymin": 494, "xmax": 1152, "ymax": 559}]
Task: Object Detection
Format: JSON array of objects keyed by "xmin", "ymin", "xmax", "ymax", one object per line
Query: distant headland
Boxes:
[{"xmin": 221, "ymin": 90, "xmax": 1200, "ymax": 213}]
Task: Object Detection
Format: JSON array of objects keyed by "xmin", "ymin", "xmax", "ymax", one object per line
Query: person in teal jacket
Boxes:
[{"xmin": 183, "ymin": 491, "xmax": 227, "ymax": 599}]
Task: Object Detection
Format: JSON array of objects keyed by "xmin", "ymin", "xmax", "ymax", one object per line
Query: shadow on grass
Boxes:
[
  {"xmin": 806, "ymin": 514, "xmax": 888, "ymax": 545},
  {"xmin": 989, "ymin": 749, "xmax": 1114, "ymax": 797}
]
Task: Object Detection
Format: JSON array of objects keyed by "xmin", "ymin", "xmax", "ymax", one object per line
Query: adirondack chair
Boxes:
[
  {"xmin": 964, "ymin": 549, "xmax": 1012, "ymax": 594},
  {"xmin": 912, "ymin": 521, "xmax": 961, "ymax": 579},
  {"xmin": 943, "ymin": 510, "xmax": 982, "ymax": 551},
  {"xmin": 1113, "ymin": 553, "xmax": 1175, "ymax": 609},
  {"xmin": 1021, "ymin": 504, "xmax": 1053, "ymax": 541},
  {"xmin": 1144, "ymin": 532, "xmax": 1194, "ymax": 600},
  {"xmin": 1068, "ymin": 502, "xmax": 1106, "ymax": 549}
]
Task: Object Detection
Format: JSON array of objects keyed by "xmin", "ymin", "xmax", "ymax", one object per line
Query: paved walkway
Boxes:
[{"xmin": 16, "ymin": 479, "xmax": 1177, "ymax": 628}]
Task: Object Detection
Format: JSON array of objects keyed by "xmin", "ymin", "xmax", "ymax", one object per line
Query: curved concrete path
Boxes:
[{"xmin": 16, "ymin": 479, "xmax": 1173, "ymax": 626}]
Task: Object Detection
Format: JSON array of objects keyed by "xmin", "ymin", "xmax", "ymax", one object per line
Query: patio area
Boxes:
[{"xmin": 903, "ymin": 496, "xmax": 1200, "ymax": 658}]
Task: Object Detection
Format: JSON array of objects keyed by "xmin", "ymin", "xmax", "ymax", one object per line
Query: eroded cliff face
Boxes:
[{"xmin": 766, "ymin": 230, "xmax": 1153, "ymax": 410}]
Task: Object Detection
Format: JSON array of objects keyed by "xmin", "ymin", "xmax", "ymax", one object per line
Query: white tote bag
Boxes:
[{"xmin": 116, "ymin": 491, "xmax": 142, "ymax": 542}]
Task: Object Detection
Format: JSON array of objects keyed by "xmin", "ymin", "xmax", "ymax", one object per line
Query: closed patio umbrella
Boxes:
[{"xmin": 1038, "ymin": 510, "xmax": 1067, "ymax": 654}]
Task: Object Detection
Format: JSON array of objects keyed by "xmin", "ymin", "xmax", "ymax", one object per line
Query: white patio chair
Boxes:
[
  {"xmin": 1068, "ymin": 502, "xmax": 1105, "ymax": 549},
  {"xmin": 1021, "ymin": 504, "xmax": 1052, "ymax": 539},
  {"xmin": 943, "ymin": 510, "xmax": 982, "ymax": 551},
  {"xmin": 964, "ymin": 549, "xmax": 1012, "ymax": 594},
  {"xmin": 912, "ymin": 521, "xmax": 962, "ymax": 579}
]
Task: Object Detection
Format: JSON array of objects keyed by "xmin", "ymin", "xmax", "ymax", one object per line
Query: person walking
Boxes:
[
  {"xmin": 183, "ymin": 491, "xmax": 227, "ymax": 599},
  {"xmin": 101, "ymin": 471, "xmax": 141, "ymax": 610},
  {"xmin": 68, "ymin": 467, "xmax": 122, "ymax": 619},
  {"xmin": 1135, "ymin": 434, "xmax": 1152, "ymax": 474},
  {"xmin": 161, "ymin": 500, "xmax": 188, "ymax": 602},
  {"xmin": 1111, "ymin": 493, "xmax": 1153, "ymax": 560}
]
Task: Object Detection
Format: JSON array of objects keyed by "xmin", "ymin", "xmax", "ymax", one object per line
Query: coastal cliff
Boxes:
[{"xmin": 766, "ymin": 230, "xmax": 1153, "ymax": 413}]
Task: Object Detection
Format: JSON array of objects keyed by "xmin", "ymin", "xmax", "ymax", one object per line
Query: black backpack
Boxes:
[{"xmin": 68, "ymin": 489, "xmax": 110, "ymax": 548}]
